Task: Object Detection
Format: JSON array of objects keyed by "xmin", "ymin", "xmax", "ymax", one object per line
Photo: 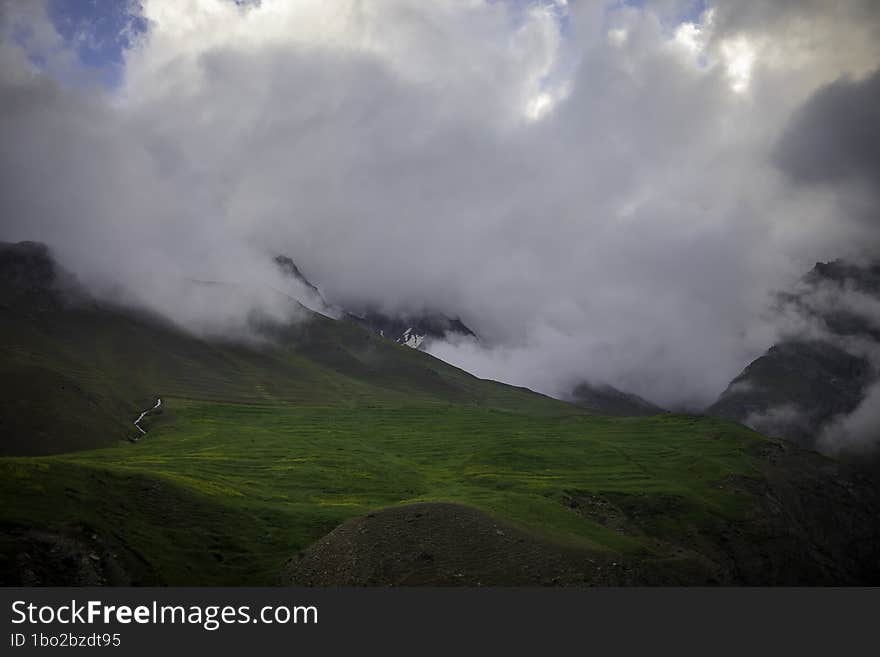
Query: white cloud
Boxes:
[
  {"xmin": 820, "ymin": 382, "xmax": 880, "ymax": 456},
  {"xmin": 719, "ymin": 35, "xmax": 756, "ymax": 93}
]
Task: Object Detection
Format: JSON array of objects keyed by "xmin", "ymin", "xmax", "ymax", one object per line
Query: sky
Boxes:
[{"xmin": 1, "ymin": 0, "xmax": 879, "ymax": 412}]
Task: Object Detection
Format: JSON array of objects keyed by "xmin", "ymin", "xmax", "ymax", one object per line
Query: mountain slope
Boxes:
[
  {"xmin": 709, "ymin": 341, "xmax": 871, "ymax": 446},
  {"xmin": 0, "ymin": 242, "xmax": 569, "ymax": 456},
  {"xmin": 567, "ymin": 381, "xmax": 666, "ymax": 416},
  {"xmin": 708, "ymin": 259, "xmax": 879, "ymax": 456}
]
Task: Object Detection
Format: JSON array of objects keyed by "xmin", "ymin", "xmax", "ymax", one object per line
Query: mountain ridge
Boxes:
[
  {"xmin": 708, "ymin": 258, "xmax": 880, "ymax": 469},
  {"xmin": 0, "ymin": 241, "xmax": 573, "ymax": 456},
  {"xmin": 273, "ymin": 252, "xmax": 478, "ymax": 349}
]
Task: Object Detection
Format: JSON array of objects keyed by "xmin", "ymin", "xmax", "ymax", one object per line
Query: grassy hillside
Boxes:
[
  {"xmin": 0, "ymin": 242, "xmax": 569, "ymax": 456},
  {"xmin": 4, "ymin": 397, "xmax": 879, "ymax": 585},
  {"xmin": 2, "ymin": 399, "xmax": 763, "ymax": 584}
]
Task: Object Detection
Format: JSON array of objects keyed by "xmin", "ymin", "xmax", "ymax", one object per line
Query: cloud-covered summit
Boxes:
[{"xmin": 1, "ymin": 0, "xmax": 879, "ymax": 410}]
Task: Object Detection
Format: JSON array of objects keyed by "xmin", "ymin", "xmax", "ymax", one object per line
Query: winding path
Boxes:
[{"xmin": 133, "ymin": 398, "xmax": 162, "ymax": 436}]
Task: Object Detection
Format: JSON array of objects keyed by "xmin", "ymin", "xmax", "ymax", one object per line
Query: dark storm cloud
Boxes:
[{"xmin": 776, "ymin": 68, "xmax": 880, "ymax": 188}]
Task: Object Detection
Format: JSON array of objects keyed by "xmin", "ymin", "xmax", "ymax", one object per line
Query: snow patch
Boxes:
[{"xmin": 402, "ymin": 329, "xmax": 426, "ymax": 349}]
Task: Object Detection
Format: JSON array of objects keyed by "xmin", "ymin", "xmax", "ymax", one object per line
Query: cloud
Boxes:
[
  {"xmin": 745, "ymin": 404, "xmax": 812, "ymax": 441},
  {"xmin": 1, "ymin": 0, "xmax": 880, "ymax": 410},
  {"xmin": 776, "ymin": 68, "xmax": 880, "ymax": 190},
  {"xmin": 819, "ymin": 381, "xmax": 880, "ymax": 457}
]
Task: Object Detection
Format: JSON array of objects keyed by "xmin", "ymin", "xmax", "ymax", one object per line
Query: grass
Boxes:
[{"xmin": 0, "ymin": 398, "xmax": 766, "ymax": 584}]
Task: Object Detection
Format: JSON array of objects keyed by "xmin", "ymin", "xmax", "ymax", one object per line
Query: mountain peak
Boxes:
[
  {"xmin": 804, "ymin": 258, "xmax": 880, "ymax": 294},
  {"xmin": 274, "ymin": 255, "xmax": 321, "ymax": 295},
  {"xmin": 0, "ymin": 241, "xmax": 89, "ymax": 308},
  {"xmin": 0, "ymin": 241, "xmax": 57, "ymax": 292}
]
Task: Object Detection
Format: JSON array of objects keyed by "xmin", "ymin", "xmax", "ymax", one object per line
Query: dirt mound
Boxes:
[
  {"xmin": 282, "ymin": 502, "xmax": 649, "ymax": 586},
  {"xmin": 0, "ymin": 524, "xmax": 131, "ymax": 586}
]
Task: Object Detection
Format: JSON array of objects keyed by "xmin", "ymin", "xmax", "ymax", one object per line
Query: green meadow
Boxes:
[{"xmin": 0, "ymin": 398, "xmax": 764, "ymax": 584}]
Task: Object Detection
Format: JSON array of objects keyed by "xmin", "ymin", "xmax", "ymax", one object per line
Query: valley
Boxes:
[{"xmin": 1, "ymin": 242, "xmax": 879, "ymax": 586}]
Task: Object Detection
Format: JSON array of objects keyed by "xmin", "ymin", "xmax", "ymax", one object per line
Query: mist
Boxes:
[{"xmin": 1, "ymin": 0, "xmax": 880, "ymax": 411}]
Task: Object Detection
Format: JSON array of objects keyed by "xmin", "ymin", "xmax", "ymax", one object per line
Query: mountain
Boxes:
[
  {"xmin": 272, "ymin": 255, "xmax": 662, "ymax": 411},
  {"xmin": 0, "ymin": 242, "xmax": 563, "ymax": 456},
  {"xmin": 805, "ymin": 259, "xmax": 880, "ymax": 295},
  {"xmin": 1, "ymin": 241, "xmax": 60, "ymax": 297},
  {"xmin": 273, "ymin": 253, "xmax": 477, "ymax": 349},
  {"xmin": 708, "ymin": 259, "xmax": 879, "ymax": 454},
  {"xmin": 567, "ymin": 381, "xmax": 665, "ymax": 416},
  {"xmin": 2, "ymin": 242, "xmax": 880, "ymax": 586},
  {"xmin": 709, "ymin": 341, "xmax": 872, "ymax": 446}
]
